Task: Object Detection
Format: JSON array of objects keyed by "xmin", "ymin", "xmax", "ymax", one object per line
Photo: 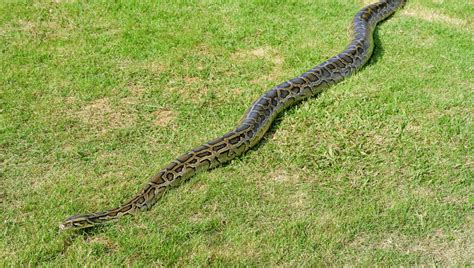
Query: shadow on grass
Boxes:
[
  {"xmin": 366, "ymin": 27, "xmax": 385, "ymax": 67},
  {"xmin": 61, "ymin": 224, "xmax": 111, "ymax": 253}
]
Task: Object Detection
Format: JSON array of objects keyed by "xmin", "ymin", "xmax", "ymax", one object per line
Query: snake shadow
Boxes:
[
  {"xmin": 60, "ymin": 225, "xmax": 109, "ymax": 253},
  {"xmin": 365, "ymin": 22, "xmax": 387, "ymax": 68}
]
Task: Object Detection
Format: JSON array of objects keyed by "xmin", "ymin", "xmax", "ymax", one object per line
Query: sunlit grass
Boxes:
[{"xmin": 1, "ymin": 0, "xmax": 472, "ymax": 265}]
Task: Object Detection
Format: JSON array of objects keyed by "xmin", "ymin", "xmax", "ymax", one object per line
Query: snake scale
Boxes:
[{"xmin": 60, "ymin": 0, "xmax": 405, "ymax": 230}]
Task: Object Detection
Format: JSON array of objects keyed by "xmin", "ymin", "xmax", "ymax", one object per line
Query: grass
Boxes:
[{"xmin": 1, "ymin": 0, "xmax": 472, "ymax": 266}]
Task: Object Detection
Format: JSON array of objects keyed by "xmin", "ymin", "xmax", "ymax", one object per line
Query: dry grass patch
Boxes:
[
  {"xmin": 231, "ymin": 46, "xmax": 285, "ymax": 85},
  {"xmin": 379, "ymin": 225, "xmax": 473, "ymax": 265},
  {"xmin": 117, "ymin": 58, "xmax": 166, "ymax": 76},
  {"xmin": 287, "ymin": 190, "xmax": 311, "ymax": 217},
  {"xmin": 86, "ymin": 236, "xmax": 118, "ymax": 252},
  {"xmin": 143, "ymin": 60, "xmax": 167, "ymax": 75},
  {"xmin": 167, "ymin": 75, "xmax": 211, "ymax": 103},
  {"xmin": 401, "ymin": 5, "xmax": 467, "ymax": 27},
  {"xmin": 52, "ymin": 0, "xmax": 77, "ymax": 3},
  {"xmin": 119, "ymin": 84, "xmax": 148, "ymax": 106},
  {"xmin": 75, "ymin": 98, "xmax": 136, "ymax": 132},
  {"xmin": 347, "ymin": 222, "xmax": 473, "ymax": 265},
  {"xmin": 127, "ymin": 83, "xmax": 147, "ymax": 96},
  {"xmin": 360, "ymin": 1, "xmax": 469, "ymax": 29},
  {"xmin": 268, "ymin": 169, "xmax": 300, "ymax": 183},
  {"xmin": 195, "ymin": 242, "xmax": 261, "ymax": 265},
  {"xmin": 4, "ymin": 15, "xmax": 78, "ymax": 41},
  {"xmin": 183, "ymin": 75, "xmax": 201, "ymax": 85},
  {"xmin": 153, "ymin": 109, "xmax": 176, "ymax": 127},
  {"xmin": 231, "ymin": 46, "xmax": 283, "ymax": 66}
]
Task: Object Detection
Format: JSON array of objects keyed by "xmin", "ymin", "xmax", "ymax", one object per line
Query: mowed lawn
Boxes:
[{"xmin": 1, "ymin": 0, "xmax": 472, "ymax": 266}]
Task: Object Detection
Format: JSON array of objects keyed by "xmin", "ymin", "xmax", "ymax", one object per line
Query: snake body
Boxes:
[{"xmin": 60, "ymin": 0, "xmax": 405, "ymax": 230}]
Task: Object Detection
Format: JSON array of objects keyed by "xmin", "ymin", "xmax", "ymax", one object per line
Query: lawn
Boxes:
[{"xmin": 1, "ymin": 0, "xmax": 472, "ymax": 266}]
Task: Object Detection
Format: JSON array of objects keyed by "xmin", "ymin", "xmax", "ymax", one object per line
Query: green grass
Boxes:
[{"xmin": 1, "ymin": 0, "xmax": 472, "ymax": 266}]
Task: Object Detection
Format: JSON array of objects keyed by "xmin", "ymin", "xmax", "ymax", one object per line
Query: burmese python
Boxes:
[{"xmin": 60, "ymin": 0, "xmax": 405, "ymax": 229}]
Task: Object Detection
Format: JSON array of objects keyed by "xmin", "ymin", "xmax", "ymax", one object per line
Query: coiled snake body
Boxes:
[{"xmin": 60, "ymin": 0, "xmax": 405, "ymax": 230}]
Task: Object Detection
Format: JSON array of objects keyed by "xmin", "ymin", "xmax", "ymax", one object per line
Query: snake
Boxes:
[{"xmin": 60, "ymin": 0, "xmax": 405, "ymax": 230}]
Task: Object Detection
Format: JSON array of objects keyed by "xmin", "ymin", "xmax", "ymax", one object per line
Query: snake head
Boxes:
[{"xmin": 59, "ymin": 214, "xmax": 97, "ymax": 230}]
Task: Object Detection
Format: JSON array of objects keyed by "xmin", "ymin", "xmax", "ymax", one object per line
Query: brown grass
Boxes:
[
  {"xmin": 75, "ymin": 98, "xmax": 136, "ymax": 132},
  {"xmin": 153, "ymin": 109, "xmax": 176, "ymax": 127},
  {"xmin": 231, "ymin": 46, "xmax": 285, "ymax": 86},
  {"xmin": 401, "ymin": 5, "xmax": 467, "ymax": 27}
]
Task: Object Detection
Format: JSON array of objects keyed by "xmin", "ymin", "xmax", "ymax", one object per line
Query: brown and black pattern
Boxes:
[{"xmin": 60, "ymin": 0, "xmax": 406, "ymax": 230}]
